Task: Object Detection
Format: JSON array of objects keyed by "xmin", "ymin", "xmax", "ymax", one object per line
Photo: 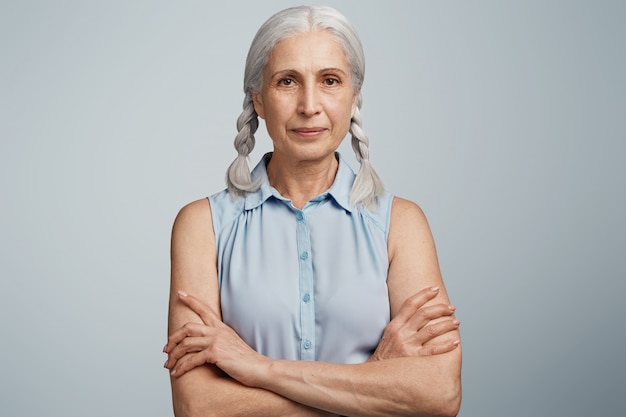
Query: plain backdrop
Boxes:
[{"xmin": 1, "ymin": 0, "xmax": 624, "ymax": 416}]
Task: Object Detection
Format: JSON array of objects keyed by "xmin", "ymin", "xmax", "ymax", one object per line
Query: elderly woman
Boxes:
[{"xmin": 164, "ymin": 6, "xmax": 462, "ymax": 417}]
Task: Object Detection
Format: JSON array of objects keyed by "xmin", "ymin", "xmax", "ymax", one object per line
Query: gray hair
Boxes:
[{"xmin": 226, "ymin": 5, "xmax": 384, "ymax": 209}]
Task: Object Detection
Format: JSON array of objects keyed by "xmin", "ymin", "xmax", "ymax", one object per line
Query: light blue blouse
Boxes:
[{"xmin": 209, "ymin": 153, "xmax": 394, "ymax": 364}]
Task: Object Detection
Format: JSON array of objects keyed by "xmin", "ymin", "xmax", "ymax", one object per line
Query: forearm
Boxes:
[
  {"xmin": 171, "ymin": 365, "xmax": 339, "ymax": 417},
  {"xmin": 256, "ymin": 351, "xmax": 462, "ymax": 417}
]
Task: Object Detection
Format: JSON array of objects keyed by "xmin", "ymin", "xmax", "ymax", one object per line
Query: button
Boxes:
[
  {"xmin": 300, "ymin": 251, "xmax": 308, "ymax": 260},
  {"xmin": 296, "ymin": 212, "xmax": 304, "ymax": 221},
  {"xmin": 303, "ymin": 339, "xmax": 312, "ymax": 349},
  {"xmin": 302, "ymin": 293, "xmax": 310, "ymax": 302}
]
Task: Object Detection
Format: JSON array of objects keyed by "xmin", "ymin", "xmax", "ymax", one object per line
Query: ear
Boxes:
[
  {"xmin": 350, "ymin": 91, "xmax": 359, "ymax": 118},
  {"xmin": 252, "ymin": 91, "xmax": 265, "ymax": 120}
]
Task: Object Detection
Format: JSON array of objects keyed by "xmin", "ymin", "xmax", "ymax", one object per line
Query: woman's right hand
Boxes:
[{"xmin": 369, "ymin": 286, "xmax": 460, "ymax": 362}]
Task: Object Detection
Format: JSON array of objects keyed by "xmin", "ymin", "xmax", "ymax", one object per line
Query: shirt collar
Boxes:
[{"xmin": 244, "ymin": 152, "xmax": 355, "ymax": 212}]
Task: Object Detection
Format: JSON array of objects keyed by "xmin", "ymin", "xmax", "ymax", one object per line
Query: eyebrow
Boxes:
[{"xmin": 269, "ymin": 67, "xmax": 349, "ymax": 79}]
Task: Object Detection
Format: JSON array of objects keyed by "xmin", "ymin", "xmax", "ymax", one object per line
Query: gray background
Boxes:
[{"xmin": 1, "ymin": 0, "xmax": 624, "ymax": 416}]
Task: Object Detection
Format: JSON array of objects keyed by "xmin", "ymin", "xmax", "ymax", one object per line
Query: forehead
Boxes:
[{"xmin": 266, "ymin": 30, "xmax": 350, "ymax": 72}]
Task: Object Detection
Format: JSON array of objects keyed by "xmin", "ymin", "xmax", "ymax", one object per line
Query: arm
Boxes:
[
  {"xmin": 168, "ymin": 199, "xmax": 338, "ymax": 417},
  {"xmin": 250, "ymin": 198, "xmax": 461, "ymax": 416},
  {"xmin": 168, "ymin": 197, "xmax": 462, "ymax": 417}
]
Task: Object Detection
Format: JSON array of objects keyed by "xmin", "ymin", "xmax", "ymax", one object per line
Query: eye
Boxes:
[
  {"xmin": 277, "ymin": 78, "xmax": 294, "ymax": 86},
  {"xmin": 323, "ymin": 77, "xmax": 340, "ymax": 86}
]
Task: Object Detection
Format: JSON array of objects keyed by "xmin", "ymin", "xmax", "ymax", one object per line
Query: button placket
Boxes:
[{"xmin": 295, "ymin": 209, "xmax": 315, "ymax": 360}]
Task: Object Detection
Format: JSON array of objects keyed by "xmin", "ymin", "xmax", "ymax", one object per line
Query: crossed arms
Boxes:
[{"xmin": 165, "ymin": 197, "xmax": 462, "ymax": 417}]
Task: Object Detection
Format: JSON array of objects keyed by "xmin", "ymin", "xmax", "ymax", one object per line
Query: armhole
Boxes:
[
  {"xmin": 207, "ymin": 194, "xmax": 219, "ymax": 235},
  {"xmin": 205, "ymin": 196, "xmax": 217, "ymax": 251},
  {"xmin": 356, "ymin": 191, "xmax": 395, "ymax": 242},
  {"xmin": 207, "ymin": 190, "xmax": 247, "ymax": 291},
  {"xmin": 382, "ymin": 192, "xmax": 395, "ymax": 242},
  {"xmin": 208, "ymin": 190, "xmax": 246, "ymax": 237}
]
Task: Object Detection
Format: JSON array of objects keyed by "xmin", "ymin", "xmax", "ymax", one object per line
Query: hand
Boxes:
[
  {"xmin": 164, "ymin": 291, "xmax": 270, "ymax": 384},
  {"xmin": 369, "ymin": 286, "xmax": 460, "ymax": 362}
]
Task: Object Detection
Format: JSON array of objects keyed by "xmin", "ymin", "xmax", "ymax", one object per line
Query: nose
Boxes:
[{"xmin": 298, "ymin": 84, "xmax": 321, "ymax": 116}]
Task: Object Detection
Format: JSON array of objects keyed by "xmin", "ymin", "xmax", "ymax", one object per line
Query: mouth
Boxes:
[{"xmin": 292, "ymin": 127, "xmax": 327, "ymax": 138}]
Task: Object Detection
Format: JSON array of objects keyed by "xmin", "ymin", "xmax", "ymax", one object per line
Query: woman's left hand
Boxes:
[
  {"xmin": 163, "ymin": 291, "xmax": 270, "ymax": 384},
  {"xmin": 368, "ymin": 286, "xmax": 460, "ymax": 362}
]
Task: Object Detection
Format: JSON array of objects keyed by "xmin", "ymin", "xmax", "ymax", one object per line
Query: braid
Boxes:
[
  {"xmin": 226, "ymin": 93, "xmax": 262, "ymax": 196},
  {"xmin": 349, "ymin": 95, "xmax": 384, "ymax": 209}
]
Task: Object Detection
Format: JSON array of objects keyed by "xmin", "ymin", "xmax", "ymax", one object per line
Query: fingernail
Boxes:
[
  {"xmin": 453, "ymin": 319, "xmax": 461, "ymax": 326},
  {"xmin": 453, "ymin": 340, "xmax": 461, "ymax": 346},
  {"xmin": 163, "ymin": 344, "xmax": 167, "ymax": 353},
  {"xmin": 170, "ymin": 368, "xmax": 177, "ymax": 376},
  {"xmin": 448, "ymin": 304, "xmax": 456, "ymax": 310},
  {"xmin": 163, "ymin": 360, "xmax": 168, "ymax": 368},
  {"xmin": 431, "ymin": 286, "xmax": 439, "ymax": 292},
  {"xmin": 178, "ymin": 290, "xmax": 188, "ymax": 297}
]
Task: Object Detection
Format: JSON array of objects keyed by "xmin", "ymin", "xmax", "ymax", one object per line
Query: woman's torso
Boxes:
[{"xmin": 209, "ymin": 154, "xmax": 393, "ymax": 364}]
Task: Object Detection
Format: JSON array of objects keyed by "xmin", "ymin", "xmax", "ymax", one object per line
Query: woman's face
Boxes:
[{"xmin": 253, "ymin": 30, "xmax": 357, "ymax": 164}]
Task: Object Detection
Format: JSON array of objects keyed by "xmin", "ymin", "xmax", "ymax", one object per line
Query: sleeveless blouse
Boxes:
[{"xmin": 209, "ymin": 153, "xmax": 394, "ymax": 364}]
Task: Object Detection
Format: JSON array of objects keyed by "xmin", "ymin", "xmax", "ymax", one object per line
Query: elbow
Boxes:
[
  {"xmin": 440, "ymin": 381, "xmax": 462, "ymax": 417},
  {"xmin": 173, "ymin": 398, "xmax": 210, "ymax": 417},
  {"xmin": 430, "ymin": 350, "xmax": 462, "ymax": 417},
  {"xmin": 172, "ymin": 397, "xmax": 194, "ymax": 417},
  {"xmin": 172, "ymin": 384, "xmax": 208, "ymax": 417},
  {"xmin": 431, "ymin": 375, "xmax": 462, "ymax": 417},
  {"xmin": 406, "ymin": 370, "xmax": 462, "ymax": 417},
  {"xmin": 171, "ymin": 368, "xmax": 219, "ymax": 417},
  {"xmin": 408, "ymin": 383, "xmax": 460, "ymax": 417}
]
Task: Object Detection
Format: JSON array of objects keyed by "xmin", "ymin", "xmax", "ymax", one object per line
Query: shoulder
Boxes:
[
  {"xmin": 390, "ymin": 196, "xmax": 430, "ymax": 232},
  {"xmin": 388, "ymin": 196, "xmax": 435, "ymax": 262},
  {"xmin": 173, "ymin": 198, "xmax": 212, "ymax": 227},
  {"xmin": 173, "ymin": 191, "xmax": 247, "ymax": 243},
  {"xmin": 171, "ymin": 198, "xmax": 214, "ymax": 249},
  {"xmin": 207, "ymin": 189, "xmax": 246, "ymax": 233},
  {"xmin": 170, "ymin": 199, "xmax": 219, "ymax": 300},
  {"xmin": 354, "ymin": 191, "xmax": 395, "ymax": 235},
  {"xmin": 390, "ymin": 196, "xmax": 428, "ymax": 226}
]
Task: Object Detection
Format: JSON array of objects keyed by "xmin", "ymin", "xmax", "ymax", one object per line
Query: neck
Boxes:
[{"xmin": 266, "ymin": 152, "xmax": 339, "ymax": 209}]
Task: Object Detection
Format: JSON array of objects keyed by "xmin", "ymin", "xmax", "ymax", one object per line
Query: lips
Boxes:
[
  {"xmin": 291, "ymin": 127, "xmax": 328, "ymax": 139},
  {"xmin": 293, "ymin": 127, "xmax": 326, "ymax": 134}
]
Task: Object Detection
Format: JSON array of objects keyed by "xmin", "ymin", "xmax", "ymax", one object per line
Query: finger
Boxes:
[
  {"xmin": 178, "ymin": 291, "xmax": 221, "ymax": 326},
  {"xmin": 171, "ymin": 351, "xmax": 211, "ymax": 378},
  {"xmin": 414, "ymin": 318, "xmax": 460, "ymax": 345},
  {"xmin": 164, "ymin": 322, "xmax": 208, "ymax": 353},
  {"xmin": 405, "ymin": 303, "xmax": 457, "ymax": 331},
  {"xmin": 418, "ymin": 339, "xmax": 461, "ymax": 356},
  {"xmin": 165, "ymin": 342, "xmax": 203, "ymax": 370},
  {"xmin": 166, "ymin": 335, "xmax": 212, "ymax": 367},
  {"xmin": 394, "ymin": 286, "xmax": 441, "ymax": 324}
]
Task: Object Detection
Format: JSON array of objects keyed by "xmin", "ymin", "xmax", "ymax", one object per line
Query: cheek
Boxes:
[
  {"xmin": 264, "ymin": 107, "xmax": 285, "ymax": 129},
  {"xmin": 333, "ymin": 100, "xmax": 356, "ymax": 126},
  {"xmin": 264, "ymin": 96, "xmax": 290, "ymax": 119},
  {"xmin": 262, "ymin": 104, "xmax": 290, "ymax": 136}
]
